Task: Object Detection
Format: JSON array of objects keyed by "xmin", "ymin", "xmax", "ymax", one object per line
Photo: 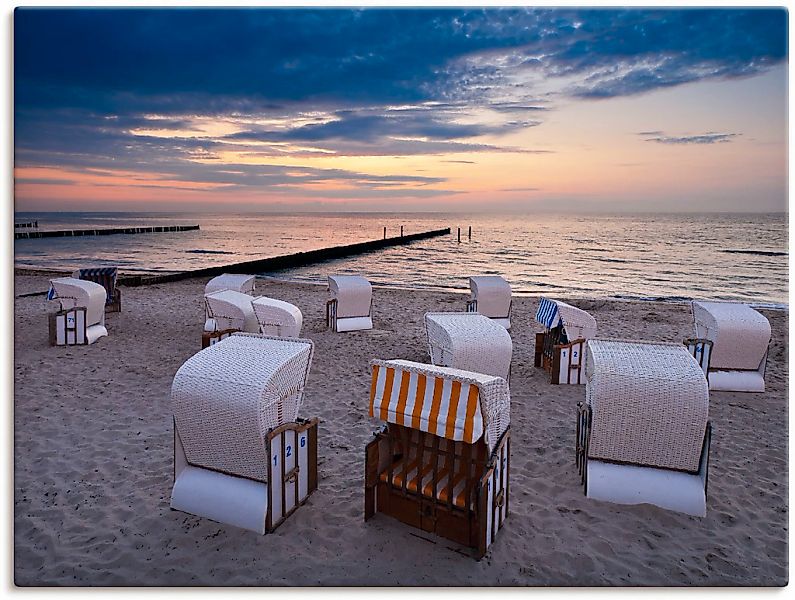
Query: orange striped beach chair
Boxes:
[{"xmin": 364, "ymin": 359, "xmax": 510, "ymax": 559}]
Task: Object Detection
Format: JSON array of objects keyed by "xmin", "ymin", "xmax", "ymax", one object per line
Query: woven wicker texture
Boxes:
[
  {"xmin": 251, "ymin": 296, "xmax": 303, "ymax": 337},
  {"xmin": 204, "ymin": 273, "xmax": 256, "ymax": 296},
  {"xmin": 204, "ymin": 290, "xmax": 260, "ymax": 333},
  {"xmin": 584, "ymin": 339, "xmax": 708, "ymax": 473},
  {"xmin": 171, "ymin": 333, "xmax": 314, "ymax": 482},
  {"xmin": 328, "ymin": 275, "xmax": 372, "ymax": 318},
  {"xmin": 692, "ymin": 301, "xmax": 771, "ymax": 371},
  {"xmin": 370, "ymin": 359, "xmax": 510, "ymax": 452},
  {"xmin": 424, "ymin": 312, "xmax": 512, "ymax": 380},
  {"xmin": 468, "ymin": 276, "xmax": 511, "ymax": 319},
  {"xmin": 48, "ymin": 277, "xmax": 106, "ymax": 327}
]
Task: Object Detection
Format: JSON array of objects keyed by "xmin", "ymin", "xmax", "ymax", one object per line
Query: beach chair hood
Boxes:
[
  {"xmin": 252, "ymin": 296, "xmax": 303, "ymax": 337},
  {"xmin": 72, "ymin": 267, "xmax": 118, "ymax": 305},
  {"xmin": 536, "ymin": 298, "xmax": 597, "ymax": 341},
  {"xmin": 47, "ymin": 277, "xmax": 106, "ymax": 327},
  {"xmin": 204, "ymin": 273, "xmax": 256, "ymax": 296},
  {"xmin": 204, "ymin": 290, "xmax": 260, "ymax": 333},
  {"xmin": 328, "ymin": 275, "xmax": 372, "ymax": 319},
  {"xmin": 369, "ymin": 359, "xmax": 510, "ymax": 452},
  {"xmin": 692, "ymin": 301, "xmax": 771, "ymax": 371},
  {"xmin": 469, "ymin": 276, "xmax": 511, "ymax": 319}
]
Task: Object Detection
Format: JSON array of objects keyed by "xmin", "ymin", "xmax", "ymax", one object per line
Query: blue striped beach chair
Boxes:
[
  {"xmin": 364, "ymin": 359, "xmax": 510, "ymax": 559},
  {"xmin": 534, "ymin": 297, "xmax": 597, "ymax": 385},
  {"xmin": 73, "ymin": 267, "xmax": 121, "ymax": 312}
]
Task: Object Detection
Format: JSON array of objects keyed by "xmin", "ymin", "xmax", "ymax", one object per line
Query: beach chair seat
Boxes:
[
  {"xmin": 326, "ymin": 275, "xmax": 373, "ymax": 332},
  {"xmin": 534, "ymin": 297, "xmax": 597, "ymax": 384},
  {"xmin": 252, "ymin": 296, "xmax": 303, "ymax": 338},
  {"xmin": 465, "ymin": 276, "xmax": 512, "ymax": 329},
  {"xmin": 47, "ymin": 277, "xmax": 108, "ymax": 345},
  {"xmin": 365, "ymin": 360, "xmax": 510, "ymax": 559},
  {"xmin": 73, "ymin": 266, "xmax": 121, "ymax": 312},
  {"xmin": 688, "ymin": 301, "xmax": 771, "ymax": 392},
  {"xmin": 203, "ymin": 290, "xmax": 260, "ymax": 348},
  {"xmin": 424, "ymin": 312, "xmax": 512, "ymax": 381},
  {"xmin": 170, "ymin": 333, "xmax": 318, "ymax": 534},
  {"xmin": 204, "ymin": 273, "xmax": 256, "ymax": 296},
  {"xmin": 576, "ymin": 339, "xmax": 711, "ymax": 517}
]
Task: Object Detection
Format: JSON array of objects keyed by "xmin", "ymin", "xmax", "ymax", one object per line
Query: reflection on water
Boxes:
[{"xmin": 14, "ymin": 211, "xmax": 788, "ymax": 307}]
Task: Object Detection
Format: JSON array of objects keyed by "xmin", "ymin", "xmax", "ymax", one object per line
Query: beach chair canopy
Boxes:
[
  {"xmin": 47, "ymin": 277, "xmax": 106, "ymax": 327},
  {"xmin": 584, "ymin": 339, "xmax": 709, "ymax": 473},
  {"xmin": 369, "ymin": 359, "xmax": 510, "ymax": 452},
  {"xmin": 72, "ymin": 267, "xmax": 118, "ymax": 305},
  {"xmin": 204, "ymin": 290, "xmax": 260, "ymax": 333},
  {"xmin": 469, "ymin": 276, "xmax": 511, "ymax": 319},
  {"xmin": 172, "ymin": 333, "xmax": 314, "ymax": 483},
  {"xmin": 252, "ymin": 296, "xmax": 303, "ymax": 338},
  {"xmin": 328, "ymin": 275, "xmax": 372, "ymax": 318},
  {"xmin": 204, "ymin": 273, "xmax": 256, "ymax": 296},
  {"xmin": 692, "ymin": 301, "xmax": 771, "ymax": 371},
  {"xmin": 424, "ymin": 312, "xmax": 512, "ymax": 380},
  {"xmin": 535, "ymin": 297, "xmax": 597, "ymax": 341}
]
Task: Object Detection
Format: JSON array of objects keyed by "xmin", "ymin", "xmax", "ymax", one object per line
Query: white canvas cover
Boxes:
[
  {"xmin": 469, "ymin": 276, "xmax": 511, "ymax": 322},
  {"xmin": 204, "ymin": 290, "xmax": 260, "ymax": 333},
  {"xmin": 252, "ymin": 297, "xmax": 303, "ymax": 337},
  {"xmin": 204, "ymin": 273, "xmax": 256, "ymax": 296},
  {"xmin": 328, "ymin": 275, "xmax": 372, "ymax": 318},
  {"xmin": 692, "ymin": 301, "xmax": 771, "ymax": 371},
  {"xmin": 48, "ymin": 277, "xmax": 106, "ymax": 327}
]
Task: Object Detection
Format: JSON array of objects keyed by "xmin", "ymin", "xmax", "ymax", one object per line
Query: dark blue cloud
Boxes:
[{"xmin": 640, "ymin": 132, "xmax": 741, "ymax": 144}]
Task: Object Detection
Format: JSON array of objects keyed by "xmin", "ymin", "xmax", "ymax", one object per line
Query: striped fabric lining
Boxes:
[
  {"xmin": 535, "ymin": 297, "xmax": 560, "ymax": 329},
  {"xmin": 378, "ymin": 446, "xmax": 472, "ymax": 509},
  {"xmin": 76, "ymin": 268, "xmax": 118, "ymax": 304},
  {"xmin": 369, "ymin": 364, "xmax": 484, "ymax": 444}
]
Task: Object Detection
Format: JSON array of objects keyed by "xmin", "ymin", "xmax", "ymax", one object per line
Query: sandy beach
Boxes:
[{"xmin": 13, "ymin": 272, "xmax": 788, "ymax": 586}]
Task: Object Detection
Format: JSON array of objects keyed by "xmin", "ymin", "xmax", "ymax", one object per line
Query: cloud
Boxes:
[{"xmin": 640, "ymin": 131, "xmax": 741, "ymax": 144}]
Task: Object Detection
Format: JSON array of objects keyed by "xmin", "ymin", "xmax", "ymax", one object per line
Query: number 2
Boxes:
[{"xmin": 286, "ymin": 445, "xmax": 292, "ymax": 458}]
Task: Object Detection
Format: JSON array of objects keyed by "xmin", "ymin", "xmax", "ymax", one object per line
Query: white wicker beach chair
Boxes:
[
  {"xmin": 689, "ymin": 301, "xmax": 771, "ymax": 393},
  {"xmin": 534, "ymin": 297, "xmax": 597, "ymax": 384},
  {"xmin": 204, "ymin": 273, "xmax": 256, "ymax": 296},
  {"xmin": 424, "ymin": 312, "xmax": 512, "ymax": 381},
  {"xmin": 577, "ymin": 339, "xmax": 711, "ymax": 517},
  {"xmin": 47, "ymin": 277, "xmax": 108, "ymax": 345},
  {"xmin": 326, "ymin": 275, "xmax": 373, "ymax": 332},
  {"xmin": 365, "ymin": 359, "xmax": 510, "ymax": 559},
  {"xmin": 203, "ymin": 290, "xmax": 260, "ymax": 347},
  {"xmin": 466, "ymin": 276, "xmax": 512, "ymax": 329},
  {"xmin": 252, "ymin": 296, "xmax": 303, "ymax": 338},
  {"xmin": 171, "ymin": 333, "xmax": 318, "ymax": 534}
]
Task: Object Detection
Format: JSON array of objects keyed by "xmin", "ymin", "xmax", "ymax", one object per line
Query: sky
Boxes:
[{"xmin": 13, "ymin": 7, "xmax": 789, "ymax": 213}]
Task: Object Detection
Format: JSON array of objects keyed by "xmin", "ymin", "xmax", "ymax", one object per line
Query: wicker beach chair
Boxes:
[
  {"xmin": 252, "ymin": 297, "xmax": 303, "ymax": 338},
  {"xmin": 46, "ymin": 277, "xmax": 109, "ymax": 345},
  {"xmin": 534, "ymin": 297, "xmax": 597, "ymax": 385},
  {"xmin": 466, "ymin": 276, "xmax": 512, "ymax": 329},
  {"xmin": 365, "ymin": 359, "xmax": 510, "ymax": 559},
  {"xmin": 424, "ymin": 312, "xmax": 513, "ymax": 381},
  {"xmin": 576, "ymin": 339, "xmax": 711, "ymax": 517},
  {"xmin": 204, "ymin": 273, "xmax": 256, "ymax": 296},
  {"xmin": 170, "ymin": 333, "xmax": 318, "ymax": 534},
  {"xmin": 688, "ymin": 301, "xmax": 771, "ymax": 393},
  {"xmin": 72, "ymin": 266, "xmax": 121, "ymax": 312},
  {"xmin": 202, "ymin": 290, "xmax": 260, "ymax": 348},
  {"xmin": 326, "ymin": 275, "xmax": 373, "ymax": 332}
]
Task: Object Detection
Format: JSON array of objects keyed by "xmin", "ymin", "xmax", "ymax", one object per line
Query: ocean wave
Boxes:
[
  {"xmin": 185, "ymin": 249, "xmax": 235, "ymax": 255},
  {"xmin": 721, "ymin": 249, "xmax": 787, "ymax": 257}
]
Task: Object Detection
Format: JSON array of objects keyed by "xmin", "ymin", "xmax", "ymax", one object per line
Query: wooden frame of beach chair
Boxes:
[
  {"xmin": 48, "ymin": 307, "xmax": 88, "ymax": 346},
  {"xmin": 534, "ymin": 298, "xmax": 596, "ymax": 385},
  {"xmin": 365, "ymin": 425, "xmax": 509, "ymax": 559},
  {"xmin": 201, "ymin": 328, "xmax": 238, "ymax": 349},
  {"xmin": 364, "ymin": 359, "xmax": 510, "ymax": 559},
  {"xmin": 73, "ymin": 267, "xmax": 122, "ymax": 313},
  {"xmin": 170, "ymin": 333, "xmax": 318, "ymax": 534},
  {"xmin": 574, "ymin": 339, "xmax": 712, "ymax": 517},
  {"xmin": 172, "ymin": 417, "xmax": 318, "ymax": 533}
]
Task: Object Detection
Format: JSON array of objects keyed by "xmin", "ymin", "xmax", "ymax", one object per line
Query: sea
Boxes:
[{"xmin": 13, "ymin": 211, "xmax": 788, "ymax": 308}]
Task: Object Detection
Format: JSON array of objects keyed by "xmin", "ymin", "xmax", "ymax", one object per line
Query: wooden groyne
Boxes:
[
  {"xmin": 15, "ymin": 221, "xmax": 38, "ymax": 229},
  {"xmin": 120, "ymin": 227, "xmax": 451, "ymax": 287},
  {"xmin": 15, "ymin": 224, "xmax": 200, "ymax": 240}
]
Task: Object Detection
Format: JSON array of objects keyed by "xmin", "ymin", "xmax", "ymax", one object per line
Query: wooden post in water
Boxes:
[
  {"xmin": 457, "ymin": 227, "xmax": 461, "ymax": 243},
  {"xmin": 468, "ymin": 226, "xmax": 472, "ymax": 240},
  {"xmin": 400, "ymin": 225, "xmax": 403, "ymax": 237},
  {"xmin": 383, "ymin": 227, "xmax": 387, "ymax": 239}
]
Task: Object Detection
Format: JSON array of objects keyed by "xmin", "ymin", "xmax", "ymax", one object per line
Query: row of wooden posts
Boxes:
[{"xmin": 382, "ymin": 225, "xmax": 472, "ymax": 242}]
